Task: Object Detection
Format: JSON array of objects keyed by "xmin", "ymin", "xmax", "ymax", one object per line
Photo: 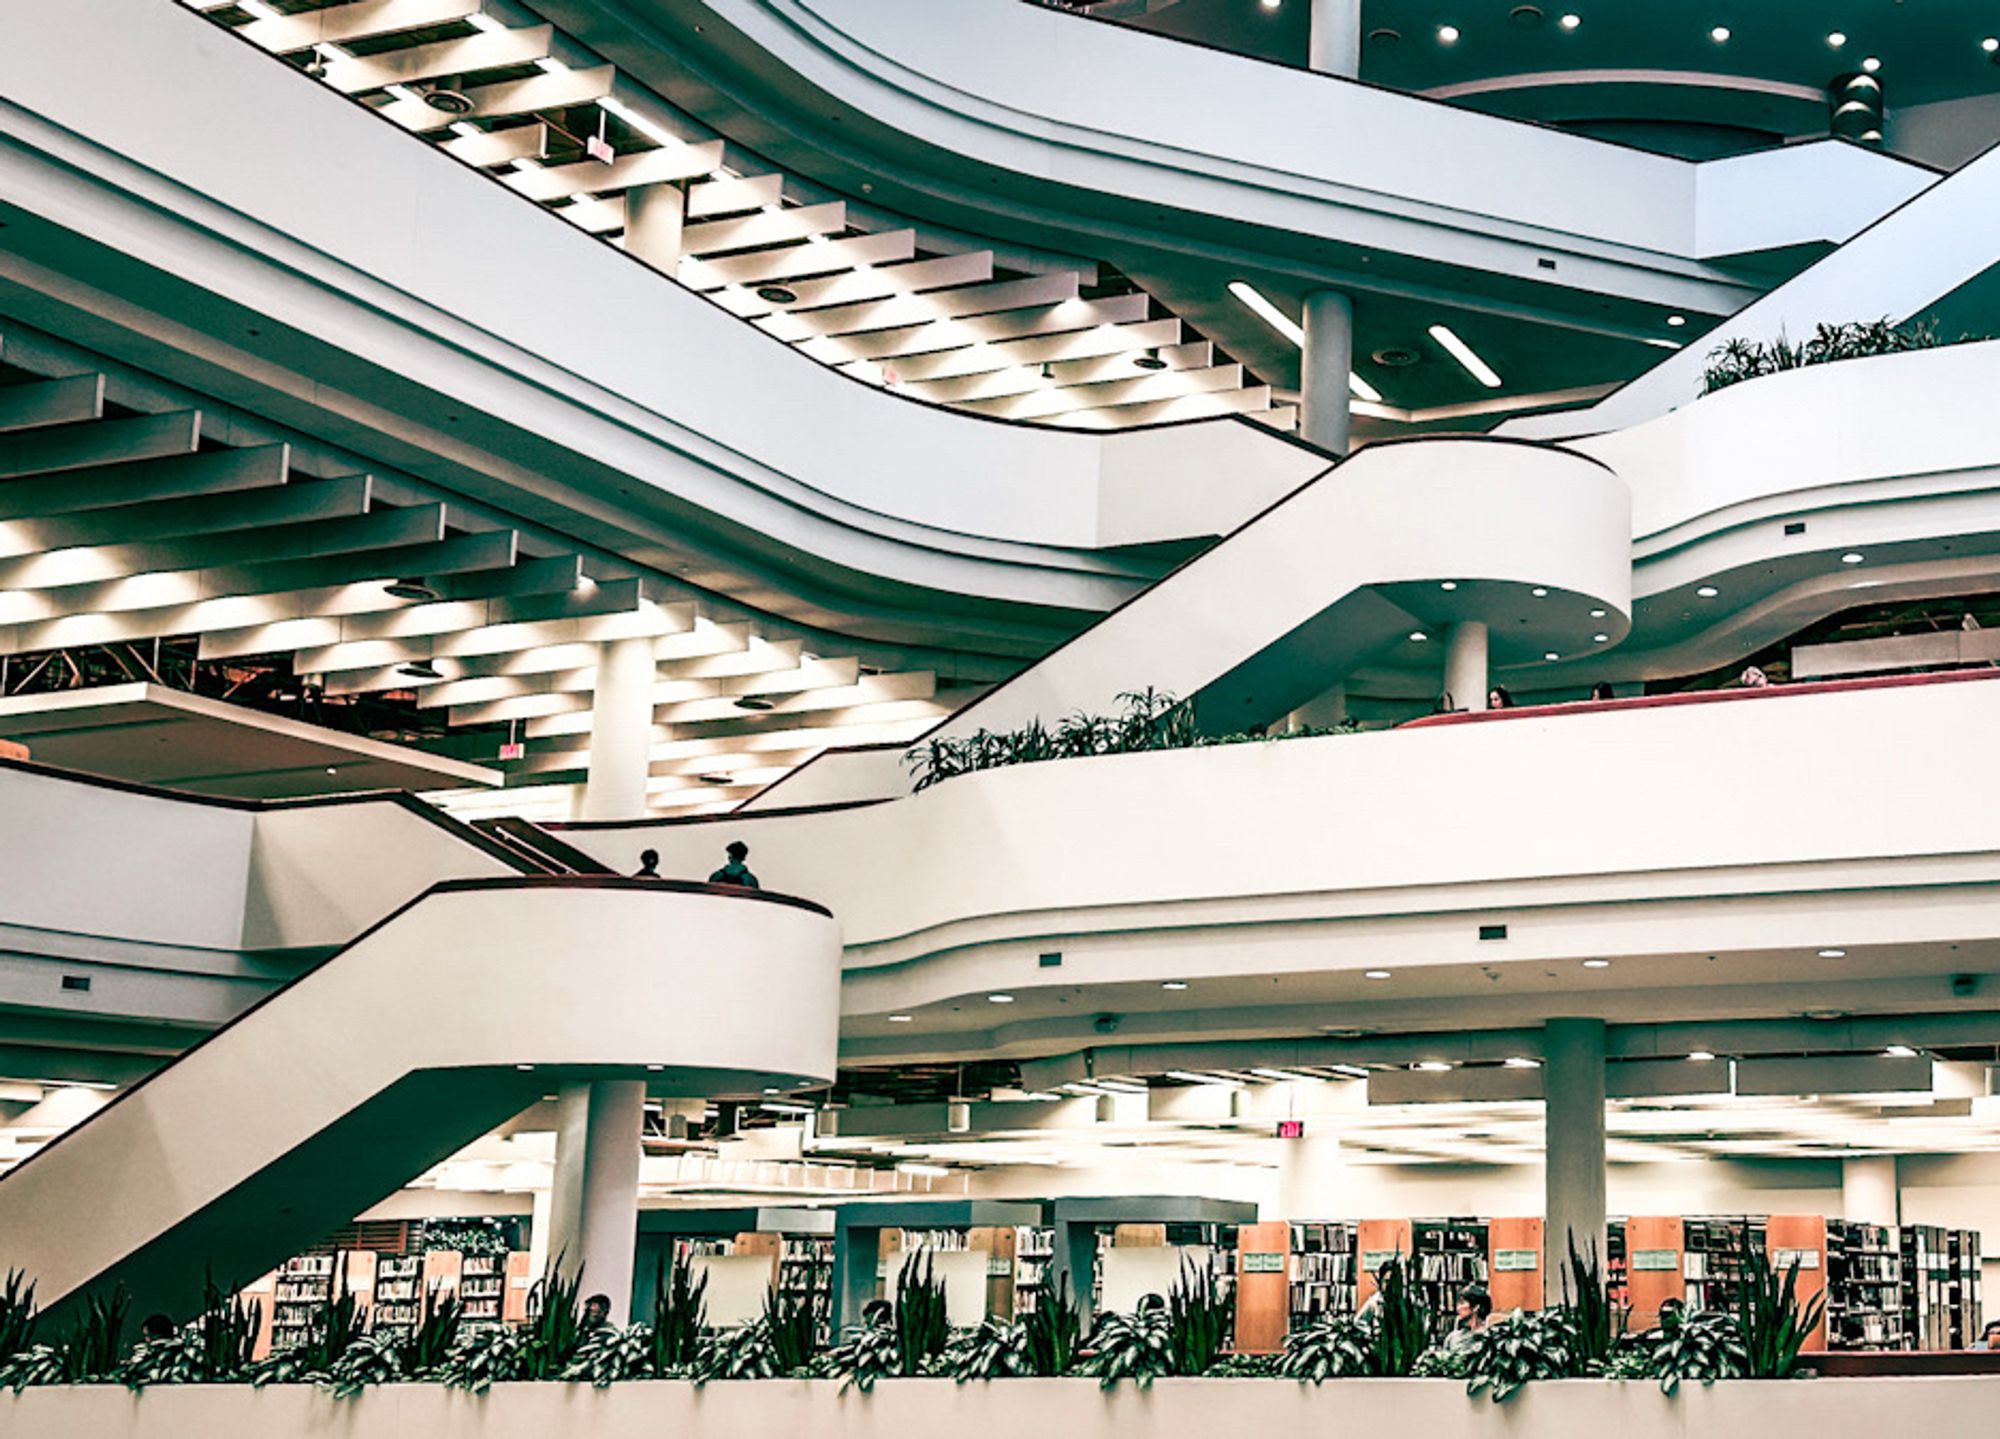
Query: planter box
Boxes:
[{"xmin": 5, "ymin": 1376, "xmax": 1999, "ymax": 1439}]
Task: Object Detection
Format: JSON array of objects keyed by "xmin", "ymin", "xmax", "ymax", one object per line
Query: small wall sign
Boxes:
[{"xmin": 1493, "ymin": 1249, "xmax": 1539, "ymax": 1272}]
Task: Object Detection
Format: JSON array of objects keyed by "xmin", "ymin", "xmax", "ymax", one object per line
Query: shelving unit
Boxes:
[
  {"xmin": 1413, "ymin": 1220, "xmax": 1488, "ymax": 1337},
  {"xmin": 458, "ymin": 1254, "xmax": 506, "ymax": 1330},
  {"xmin": 1681, "ymin": 1216, "xmax": 1765, "ymax": 1315},
  {"xmin": 1902, "ymin": 1224, "xmax": 1982, "ymax": 1350},
  {"xmin": 269, "ymin": 1254, "xmax": 337, "ymax": 1354},
  {"xmin": 777, "ymin": 1233, "xmax": 835, "ymax": 1335},
  {"xmin": 1013, "ymin": 1226, "xmax": 1056, "ymax": 1315},
  {"xmin": 370, "ymin": 1254, "xmax": 424, "ymax": 1340},
  {"xmin": 1825, "ymin": 1221, "xmax": 1905, "ymax": 1350},
  {"xmin": 1289, "ymin": 1221, "xmax": 1358, "ymax": 1325}
]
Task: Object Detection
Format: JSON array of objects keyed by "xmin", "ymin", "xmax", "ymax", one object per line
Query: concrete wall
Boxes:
[{"xmin": 7, "ymin": 1375, "xmax": 2000, "ymax": 1439}]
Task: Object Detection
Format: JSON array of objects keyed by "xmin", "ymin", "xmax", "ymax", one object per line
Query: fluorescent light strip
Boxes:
[
  {"xmin": 1227, "ymin": 281, "xmax": 1384, "ymax": 401},
  {"xmin": 1428, "ymin": 324, "xmax": 1502, "ymax": 388},
  {"xmin": 467, "ymin": 11, "xmax": 506, "ymax": 32},
  {"xmin": 236, "ymin": 0, "xmax": 281, "ymax": 18}
]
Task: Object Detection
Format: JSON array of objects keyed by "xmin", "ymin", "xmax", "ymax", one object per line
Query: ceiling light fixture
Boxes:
[
  {"xmin": 1428, "ymin": 323, "xmax": 1502, "ymax": 388},
  {"xmin": 1688, "ymin": 1050, "xmax": 1716, "ymax": 1062},
  {"xmin": 733, "ymin": 696, "xmax": 776, "ymax": 711},
  {"xmin": 1413, "ymin": 1060, "xmax": 1452, "ymax": 1072},
  {"xmin": 1592, "ymin": 633, "xmax": 1609, "ymax": 643},
  {"xmin": 757, "ymin": 285, "xmax": 798, "ymax": 305},
  {"xmin": 1986, "ymin": 38, "xmax": 2000, "ymax": 54},
  {"xmin": 1409, "ymin": 630, "xmax": 1428, "ymax": 643},
  {"xmin": 887, "ymin": 1014, "xmax": 914, "ymax": 1023},
  {"xmin": 1440, "ymin": 581, "xmax": 1459, "ymax": 591},
  {"xmin": 1841, "ymin": 552, "xmax": 1865, "ymax": 564},
  {"xmin": 1161, "ymin": 981, "xmax": 1189, "ymax": 991},
  {"xmin": 988, "ymin": 993, "xmax": 1015, "ymax": 1004},
  {"xmin": 1666, "ymin": 314, "xmax": 1687, "ymax": 327},
  {"xmin": 1227, "ymin": 281, "xmax": 1381, "ymax": 399},
  {"xmin": 1884, "ymin": 1044, "xmax": 1918, "ymax": 1059},
  {"xmin": 1437, "ymin": 25, "xmax": 1460, "ymax": 44},
  {"xmin": 515, "ymin": 1063, "xmax": 534, "ymax": 1072},
  {"xmin": 1503, "ymin": 1057, "xmax": 1541, "ymax": 1069},
  {"xmin": 1827, "ymin": 32, "xmax": 1846, "ymax": 48},
  {"xmin": 1364, "ymin": 969, "xmax": 1393, "ymax": 980},
  {"xmin": 1582, "ymin": 958, "xmax": 1611, "ymax": 969},
  {"xmin": 698, "ymin": 773, "xmax": 735, "ymax": 786},
  {"xmin": 1532, "ymin": 587, "xmax": 1549, "ymax": 598},
  {"xmin": 1544, "ymin": 651, "xmax": 1560, "ymax": 661},
  {"xmin": 1696, "ymin": 585, "xmax": 1719, "ymax": 598},
  {"xmin": 423, "ymin": 83, "xmax": 475, "ymax": 115},
  {"xmin": 1818, "ymin": 948, "xmax": 1847, "ymax": 959},
  {"xmin": 1862, "ymin": 56, "xmax": 1881, "ymax": 73},
  {"xmin": 398, "ymin": 659, "xmax": 441, "ymax": 680},
  {"xmin": 1133, "ymin": 347, "xmax": 1168, "ymax": 371},
  {"xmin": 1559, "ymin": 14, "xmax": 1580, "ymax": 30},
  {"xmin": 1710, "ymin": 26, "xmax": 1730, "ymax": 43},
  {"xmin": 1590, "ymin": 608, "xmax": 1607, "ymax": 618},
  {"xmin": 1261, "ymin": 0, "xmax": 1281, "ymax": 9}
]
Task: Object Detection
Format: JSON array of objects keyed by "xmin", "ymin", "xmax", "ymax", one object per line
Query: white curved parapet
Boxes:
[{"xmin": 0, "ymin": 878, "xmax": 840, "ymax": 1321}]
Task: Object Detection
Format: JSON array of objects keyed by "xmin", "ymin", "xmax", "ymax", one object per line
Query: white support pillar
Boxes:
[
  {"xmin": 1308, "ymin": 0, "xmax": 1363, "ymax": 78},
  {"xmin": 1543, "ymin": 1017, "xmax": 1607, "ymax": 1306},
  {"xmin": 1443, "ymin": 621, "xmax": 1489, "ymax": 713},
  {"xmin": 623, "ymin": 182, "xmax": 685, "ymax": 273},
  {"xmin": 579, "ymin": 635, "xmax": 655, "ymax": 822},
  {"xmin": 1286, "ymin": 682, "xmax": 1347, "ymax": 733},
  {"xmin": 1275, "ymin": 1136, "xmax": 1345, "ymax": 1220},
  {"xmin": 528, "ymin": 1183, "xmax": 555, "ymax": 1286},
  {"xmin": 1842, "ymin": 1155, "xmax": 1900, "ymax": 1225},
  {"xmin": 547, "ymin": 1080, "xmax": 647, "ymax": 1324},
  {"xmin": 1300, "ymin": 290, "xmax": 1355, "ymax": 457}
]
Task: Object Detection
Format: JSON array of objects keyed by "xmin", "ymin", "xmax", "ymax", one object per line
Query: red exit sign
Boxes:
[{"xmin": 1275, "ymin": 1120, "xmax": 1306, "ymax": 1139}]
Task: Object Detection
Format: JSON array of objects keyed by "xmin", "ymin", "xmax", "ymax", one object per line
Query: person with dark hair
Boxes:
[
  {"xmin": 1445, "ymin": 1284, "xmax": 1493, "ymax": 1351},
  {"xmin": 1590, "ymin": 682, "xmax": 1616, "ymax": 702},
  {"xmin": 861, "ymin": 1298, "xmax": 894, "ymax": 1329},
  {"xmin": 1487, "ymin": 686, "xmax": 1514, "ymax": 710},
  {"xmin": 633, "ymin": 848, "xmax": 661, "ymax": 878},
  {"xmin": 1972, "ymin": 1317, "xmax": 2000, "ymax": 1350},
  {"xmin": 581, "ymin": 1293, "xmax": 613, "ymax": 1331},
  {"xmin": 141, "ymin": 1313, "xmax": 176, "ymax": 1342},
  {"xmin": 708, "ymin": 840, "xmax": 760, "ymax": 889},
  {"xmin": 1655, "ymin": 1297, "xmax": 1686, "ymax": 1334}
]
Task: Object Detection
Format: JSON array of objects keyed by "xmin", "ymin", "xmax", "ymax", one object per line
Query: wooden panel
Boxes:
[
  {"xmin": 969, "ymin": 1226, "xmax": 1017, "ymax": 1321},
  {"xmin": 1233, "ymin": 1220, "xmax": 1292, "ymax": 1355},
  {"xmin": 1487, "ymin": 1217, "xmax": 1544, "ymax": 1314},
  {"xmin": 1766, "ymin": 1214, "xmax": 1829, "ymax": 1352},
  {"xmin": 503, "ymin": 1250, "xmax": 536, "ymax": 1325},
  {"xmin": 1355, "ymin": 1219, "xmax": 1413, "ymax": 1307},
  {"xmin": 1623, "ymin": 1215, "xmax": 1685, "ymax": 1332},
  {"xmin": 1111, "ymin": 1224, "xmax": 1166, "ymax": 1248}
]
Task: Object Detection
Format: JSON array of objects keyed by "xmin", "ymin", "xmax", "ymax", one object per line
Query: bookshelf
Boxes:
[
  {"xmin": 1413, "ymin": 1220, "xmax": 1489, "ymax": 1337},
  {"xmin": 777, "ymin": 1234, "xmax": 835, "ymax": 1337},
  {"xmin": 459, "ymin": 1254, "xmax": 506, "ymax": 1329},
  {"xmin": 1825, "ymin": 1220, "xmax": 1905, "ymax": 1350},
  {"xmin": 370, "ymin": 1254, "xmax": 424, "ymax": 1340},
  {"xmin": 1901, "ymin": 1224, "xmax": 1982, "ymax": 1350},
  {"xmin": 1681, "ymin": 1215, "xmax": 1764, "ymax": 1315},
  {"xmin": 1289, "ymin": 1221, "xmax": 1359, "ymax": 1325},
  {"xmin": 1013, "ymin": 1226, "xmax": 1055, "ymax": 1316},
  {"xmin": 269, "ymin": 1254, "xmax": 337, "ymax": 1354}
]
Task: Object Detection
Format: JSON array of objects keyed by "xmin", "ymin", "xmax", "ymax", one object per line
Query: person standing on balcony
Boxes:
[
  {"xmin": 709, "ymin": 840, "xmax": 760, "ymax": 889},
  {"xmin": 633, "ymin": 849, "xmax": 661, "ymax": 879}
]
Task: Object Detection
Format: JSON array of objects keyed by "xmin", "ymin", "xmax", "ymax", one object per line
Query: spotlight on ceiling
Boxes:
[
  {"xmin": 1544, "ymin": 651, "xmax": 1560, "ymax": 661},
  {"xmin": 1409, "ymin": 630, "xmax": 1428, "ymax": 643},
  {"xmin": 1688, "ymin": 1050, "xmax": 1716, "ymax": 1062},
  {"xmin": 1986, "ymin": 37, "xmax": 2000, "ymax": 54},
  {"xmin": 1696, "ymin": 585, "xmax": 1719, "ymax": 598},
  {"xmin": 1818, "ymin": 948, "xmax": 1847, "ymax": 959},
  {"xmin": 1582, "ymin": 958, "xmax": 1611, "ymax": 969},
  {"xmin": 1133, "ymin": 347, "xmax": 1168, "ymax": 371},
  {"xmin": 1709, "ymin": 26, "xmax": 1730, "ymax": 43},
  {"xmin": 1666, "ymin": 314, "xmax": 1687, "ymax": 327},
  {"xmin": 1364, "ymin": 969, "xmax": 1392, "ymax": 980},
  {"xmin": 397, "ymin": 659, "xmax": 441, "ymax": 680},
  {"xmin": 423, "ymin": 83, "xmax": 474, "ymax": 115},
  {"xmin": 698, "ymin": 773, "xmax": 736, "ymax": 785},
  {"xmin": 1413, "ymin": 1060, "xmax": 1452, "ymax": 1072},
  {"xmin": 757, "ymin": 285, "xmax": 799, "ymax": 305},
  {"xmin": 1862, "ymin": 56, "xmax": 1881, "ymax": 73},
  {"xmin": 1827, "ymin": 31, "xmax": 1846, "ymax": 48},
  {"xmin": 1161, "ymin": 981, "xmax": 1190, "ymax": 991},
  {"xmin": 1885, "ymin": 1044, "xmax": 1919, "ymax": 1059},
  {"xmin": 1437, "ymin": 25, "xmax": 1460, "ymax": 44},
  {"xmin": 1559, "ymin": 12, "xmax": 1580, "ymax": 29},
  {"xmin": 1228, "ymin": 280, "xmax": 1380, "ymax": 399},
  {"xmin": 385, "ymin": 578, "xmax": 439, "ymax": 601},
  {"xmin": 733, "ymin": 696, "xmax": 776, "ymax": 711},
  {"xmin": 1841, "ymin": 552, "xmax": 1866, "ymax": 565}
]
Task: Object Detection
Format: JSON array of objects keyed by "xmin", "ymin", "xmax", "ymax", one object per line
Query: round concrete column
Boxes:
[
  {"xmin": 1443, "ymin": 621, "xmax": 1489, "ymax": 713},
  {"xmin": 1275, "ymin": 1136, "xmax": 1345, "ymax": 1219},
  {"xmin": 1300, "ymin": 290, "xmax": 1355, "ymax": 457},
  {"xmin": 1543, "ymin": 1018, "xmax": 1607, "ymax": 1305},
  {"xmin": 579, "ymin": 635, "xmax": 655, "ymax": 821},
  {"xmin": 1308, "ymin": 0, "xmax": 1363, "ymax": 77},
  {"xmin": 624, "ymin": 182, "xmax": 685, "ymax": 273},
  {"xmin": 1842, "ymin": 1155, "xmax": 1899, "ymax": 1225},
  {"xmin": 547, "ymin": 1079, "xmax": 647, "ymax": 1324}
]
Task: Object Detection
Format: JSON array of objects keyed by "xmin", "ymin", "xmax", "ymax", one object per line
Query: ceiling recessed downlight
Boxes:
[
  {"xmin": 1986, "ymin": 37, "xmax": 2000, "ymax": 54},
  {"xmin": 1440, "ymin": 581, "xmax": 1459, "ymax": 591},
  {"xmin": 1709, "ymin": 26, "xmax": 1730, "ymax": 43},
  {"xmin": 734, "ymin": 696, "xmax": 777, "ymax": 711},
  {"xmin": 988, "ymin": 993, "xmax": 1015, "ymax": 1004},
  {"xmin": 1559, "ymin": 13, "xmax": 1580, "ymax": 30},
  {"xmin": 1696, "ymin": 585, "xmax": 1719, "ymax": 598},
  {"xmin": 1666, "ymin": 315, "xmax": 1686, "ymax": 327},
  {"xmin": 1437, "ymin": 25, "xmax": 1460, "ymax": 44},
  {"xmin": 1590, "ymin": 608, "xmax": 1607, "ymax": 618},
  {"xmin": 1503, "ymin": 1056, "xmax": 1541, "ymax": 1069},
  {"xmin": 1862, "ymin": 56, "xmax": 1881, "ymax": 73},
  {"xmin": 1531, "ymin": 587, "xmax": 1549, "ymax": 598},
  {"xmin": 1582, "ymin": 958, "xmax": 1611, "ymax": 969},
  {"xmin": 1688, "ymin": 1050, "xmax": 1716, "ymax": 1062},
  {"xmin": 1592, "ymin": 633, "xmax": 1609, "ymax": 643},
  {"xmin": 1365, "ymin": 969, "xmax": 1392, "ymax": 980},
  {"xmin": 887, "ymin": 1014, "xmax": 914, "ymax": 1023},
  {"xmin": 1885, "ymin": 1044, "xmax": 1919, "ymax": 1058},
  {"xmin": 1818, "ymin": 948, "xmax": 1847, "ymax": 959},
  {"xmin": 1409, "ymin": 630, "xmax": 1428, "ymax": 643},
  {"xmin": 385, "ymin": 577, "xmax": 439, "ymax": 601},
  {"xmin": 1428, "ymin": 324, "xmax": 1503, "ymax": 388},
  {"xmin": 1413, "ymin": 1060, "xmax": 1453, "ymax": 1072},
  {"xmin": 398, "ymin": 659, "xmax": 442, "ymax": 680},
  {"xmin": 1133, "ymin": 347, "xmax": 1169, "ymax": 371},
  {"xmin": 1841, "ymin": 552, "xmax": 1866, "ymax": 564},
  {"xmin": 757, "ymin": 285, "xmax": 799, "ymax": 305},
  {"xmin": 1161, "ymin": 981, "xmax": 1189, "ymax": 991},
  {"xmin": 1544, "ymin": 651, "xmax": 1560, "ymax": 661},
  {"xmin": 1827, "ymin": 32, "xmax": 1847, "ymax": 48}
]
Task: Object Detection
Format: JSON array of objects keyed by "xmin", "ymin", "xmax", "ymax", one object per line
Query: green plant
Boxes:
[
  {"xmin": 0, "ymin": 1271, "xmax": 36, "ymax": 1364},
  {"xmin": 762, "ymin": 1290, "xmax": 819, "ymax": 1373},
  {"xmin": 1208, "ymin": 1351, "xmax": 1278, "ymax": 1377},
  {"xmin": 1021, "ymin": 1273, "xmax": 1082, "ymax": 1376},
  {"xmin": 1411, "ymin": 1344, "xmax": 1469, "ymax": 1378},
  {"xmin": 1461, "ymin": 1309, "xmax": 1582, "ymax": 1403},
  {"xmin": 403, "ymin": 1285, "xmax": 464, "ymax": 1375},
  {"xmin": 436, "ymin": 1324, "xmax": 533, "ymax": 1394},
  {"xmin": 2, "ymin": 1286, "xmax": 129, "ymax": 1390},
  {"xmin": 891, "ymin": 1252, "xmax": 949, "ymax": 1374},
  {"xmin": 1735, "ymin": 1237, "xmax": 1825, "ymax": 1380},
  {"xmin": 518, "ymin": 1264, "xmax": 587, "ymax": 1377},
  {"xmin": 1561, "ymin": 1235, "xmax": 1620, "ymax": 1367},
  {"xmin": 1651, "ymin": 1309, "xmax": 1748, "ymax": 1394},
  {"xmin": 692, "ymin": 1322, "xmax": 781, "ymax": 1384},
  {"xmin": 194, "ymin": 1274, "xmax": 261, "ymax": 1381},
  {"xmin": 944, "ymin": 1318, "xmax": 1030, "ymax": 1382},
  {"xmin": 649, "ymin": 1255, "xmax": 708, "ymax": 1371},
  {"xmin": 826, "ymin": 1321, "xmax": 901, "ymax": 1393},
  {"xmin": 1165, "ymin": 1257, "xmax": 1231, "ymax": 1376},
  {"xmin": 320, "ymin": 1333, "xmax": 405, "ymax": 1399},
  {"xmin": 1279, "ymin": 1313, "xmax": 1374, "ymax": 1382},
  {"xmin": 1083, "ymin": 1306, "xmax": 1172, "ymax": 1390},
  {"xmin": 417, "ymin": 1221, "xmax": 511, "ymax": 1257},
  {"xmin": 1700, "ymin": 317, "xmax": 1963, "ymax": 395},
  {"xmin": 1367, "ymin": 1258, "xmax": 1430, "ymax": 1377},
  {"xmin": 561, "ymin": 1323, "xmax": 654, "ymax": 1388},
  {"xmin": 253, "ymin": 1257, "xmax": 366, "ymax": 1385}
]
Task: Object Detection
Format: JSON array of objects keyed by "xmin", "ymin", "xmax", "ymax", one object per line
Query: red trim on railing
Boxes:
[{"xmin": 1402, "ymin": 666, "xmax": 2000, "ymax": 730}]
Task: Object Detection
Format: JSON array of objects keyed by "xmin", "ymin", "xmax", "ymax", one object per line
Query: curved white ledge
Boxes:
[{"xmin": 0, "ymin": 879, "xmax": 840, "ymax": 1320}]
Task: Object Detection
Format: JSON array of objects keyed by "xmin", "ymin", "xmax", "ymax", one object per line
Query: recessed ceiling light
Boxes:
[
  {"xmin": 1503, "ymin": 1057, "xmax": 1541, "ymax": 1069},
  {"xmin": 1884, "ymin": 1044, "xmax": 1918, "ymax": 1059},
  {"xmin": 1559, "ymin": 14, "xmax": 1580, "ymax": 30},
  {"xmin": 1862, "ymin": 56, "xmax": 1881, "ymax": 73},
  {"xmin": 1437, "ymin": 25, "xmax": 1460, "ymax": 44},
  {"xmin": 1818, "ymin": 948, "xmax": 1847, "ymax": 959},
  {"xmin": 1428, "ymin": 323, "xmax": 1502, "ymax": 388},
  {"xmin": 385, "ymin": 577, "xmax": 439, "ymax": 601},
  {"xmin": 1262, "ymin": 0, "xmax": 1280, "ymax": 10},
  {"xmin": 1710, "ymin": 26, "xmax": 1730, "ymax": 43},
  {"xmin": 734, "ymin": 696, "xmax": 777, "ymax": 711},
  {"xmin": 324, "ymin": 767, "xmax": 338, "ymax": 776},
  {"xmin": 1592, "ymin": 633, "xmax": 1609, "ymax": 643},
  {"xmin": 1413, "ymin": 1060, "xmax": 1452, "ymax": 1072},
  {"xmin": 1840, "ymin": 552, "xmax": 1865, "ymax": 564},
  {"xmin": 1666, "ymin": 314, "xmax": 1686, "ymax": 327},
  {"xmin": 1161, "ymin": 981, "xmax": 1189, "ymax": 991},
  {"xmin": 1827, "ymin": 32, "xmax": 1846, "ymax": 48},
  {"xmin": 398, "ymin": 659, "xmax": 442, "ymax": 680},
  {"xmin": 1696, "ymin": 585, "xmax": 1719, "ymax": 598},
  {"xmin": 1985, "ymin": 38, "xmax": 1999, "ymax": 54},
  {"xmin": 1365, "ymin": 969, "xmax": 1393, "ymax": 980},
  {"xmin": 1590, "ymin": 608, "xmax": 1607, "ymax": 618},
  {"xmin": 1409, "ymin": 630, "xmax": 1428, "ymax": 642},
  {"xmin": 757, "ymin": 285, "xmax": 799, "ymax": 305},
  {"xmin": 515, "ymin": 1063, "xmax": 535, "ymax": 1071},
  {"xmin": 1582, "ymin": 958, "xmax": 1611, "ymax": 969},
  {"xmin": 1544, "ymin": 651, "xmax": 1560, "ymax": 661},
  {"xmin": 1688, "ymin": 1050, "xmax": 1716, "ymax": 1062},
  {"xmin": 1531, "ymin": 587, "xmax": 1548, "ymax": 598},
  {"xmin": 988, "ymin": 993, "xmax": 1015, "ymax": 1004},
  {"xmin": 1440, "ymin": 581, "xmax": 1459, "ymax": 591},
  {"xmin": 887, "ymin": 1014, "xmax": 914, "ymax": 1023},
  {"xmin": 1133, "ymin": 347, "xmax": 1168, "ymax": 371},
  {"xmin": 647, "ymin": 1063, "xmax": 664, "ymax": 1071}
]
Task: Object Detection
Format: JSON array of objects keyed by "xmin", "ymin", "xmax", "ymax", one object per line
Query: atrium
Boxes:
[{"xmin": 4, "ymin": 0, "xmax": 2000, "ymax": 1431}]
